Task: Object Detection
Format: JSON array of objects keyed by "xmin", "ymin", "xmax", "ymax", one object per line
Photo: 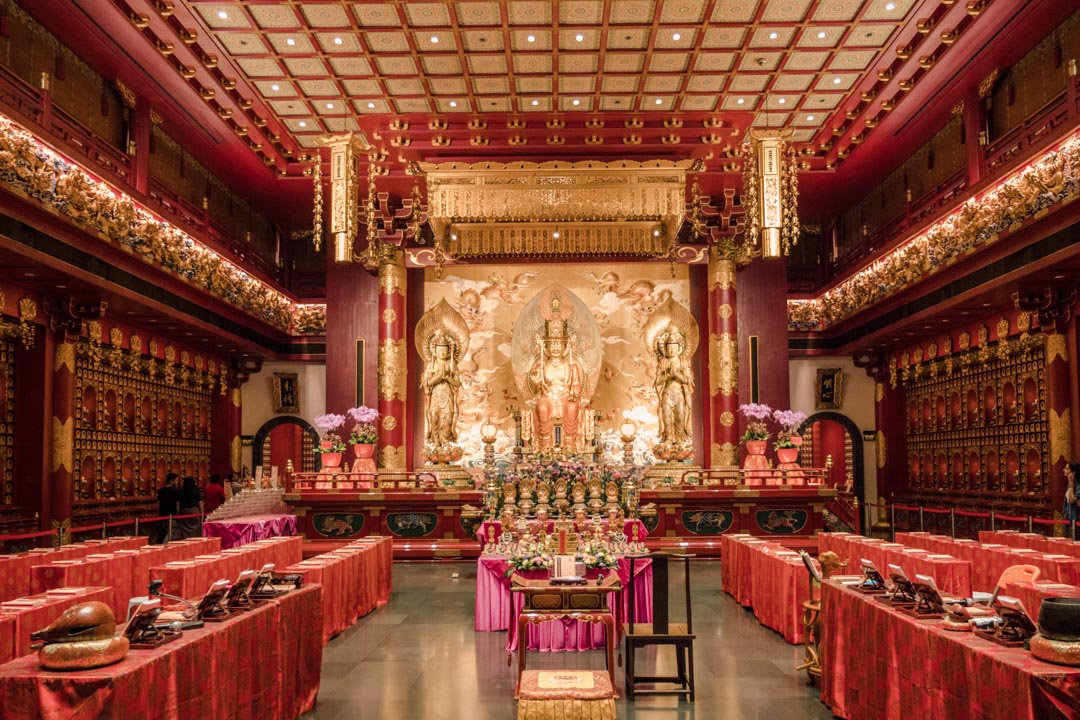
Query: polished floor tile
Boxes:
[{"xmin": 301, "ymin": 560, "xmax": 833, "ymax": 720}]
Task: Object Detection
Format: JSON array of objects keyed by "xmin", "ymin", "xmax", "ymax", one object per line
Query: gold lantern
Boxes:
[
  {"xmin": 316, "ymin": 133, "xmax": 369, "ymax": 263},
  {"xmin": 743, "ymin": 129, "xmax": 800, "ymax": 259}
]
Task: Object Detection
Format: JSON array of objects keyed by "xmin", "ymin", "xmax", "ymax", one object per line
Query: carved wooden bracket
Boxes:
[{"xmin": 1013, "ymin": 284, "xmax": 1078, "ymax": 334}]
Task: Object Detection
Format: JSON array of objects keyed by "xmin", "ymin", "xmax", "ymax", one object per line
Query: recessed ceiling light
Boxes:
[
  {"xmin": 833, "ymin": 77, "xmax": 842, "ymax": 84},
  {"xmin": 572, "ymin": 98, "xmax": 580, "ymax": 106},
  {"xmin": 817, "ymin": 31, "xmax": 827, "ymax": 39},
  {"xmin": 807, "ymin": 114, "xmax": 815, "ymax": 120},
  {"xmin": 367, "ymin": 102, "xmax": 375, "ymax": 109},
  {"xmin": 285, "ymin": 38, "xmax": 296, "ymax": 46},
  {"xmin": 527, "ymin": 34, "xmax": 536, "ymax": 43},
  {"xmin": 672, "ymin": 32, "xmax": 681, "ymax": 41},
  {"xmin": 552, "ymin": 231, "xmax": 560, "ymax": 239},
  {"xmin": 575, "ymin": 33, "xmax": 584, "ymax": 42},
  {"xmin": 1054, "ymin": 274, "xmax": 1067, "ymax": 279},
  {"xmin": 769, "ymin": 31, "xmax": 779, "ymax": 40},
  {"xmin": 217, "ymin": 11, "xmax": 228, "ymax": 20},
  {"xmin": 654, "ymin": 98, "xmax": 663, "ymax": 105},
  {"xmin": 430, "ymin": 35, "xmax": 439, "ymax": 43},
  {"xmin": 652, "ymin": 229, "xmax": 661, "ymax": 237},
  {"xmin": 778, "ymin": 98, "xmax": 786, "ymax": 104},
  {"xmin": 270, "ymin": 84, "xmax": 280, "ymax": 91},
  {"xmin": 885, "ymin": 2, "xmax": 896, "ymax": 10},
  {"xmin": 449, "ymin": 100, "xmax": 457, "ymax": 107},
  {"xmin": 333, "ymin": 37, "xmax": 343, "ymax": 45},
  {"xmin": 298, "ymin": 121, "xmax": 307, "ymax": 127},
  {"xmin": 531, "ymin": 99, "xmax": 539, "ymax": 106},
  {"xmin": 325, "ymin": 102, "xmax": 334, "ymax": 109},
  {"xmin": 736, "ymin": 97, "xmax": 745, "ymax": 104}
]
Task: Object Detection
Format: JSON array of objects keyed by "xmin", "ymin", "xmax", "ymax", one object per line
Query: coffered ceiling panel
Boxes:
[{"xmin": 300, "ymin": 5, "xmax": 351, "ymax": 28}]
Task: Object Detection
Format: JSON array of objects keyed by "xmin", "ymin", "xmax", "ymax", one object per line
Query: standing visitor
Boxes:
[
  {"xmin": 176, "ymin": 476, "xmax": 203, "ymax": 539},
  {"xmin": 154, "ymin": 473, "xmax": 179, "ymax": 543},
  {"xmin": 203, "ymin": 474, "xmax": 226, "ymax": 515}
]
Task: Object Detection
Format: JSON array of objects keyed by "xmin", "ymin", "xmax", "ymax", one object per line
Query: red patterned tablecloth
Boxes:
[
  {"xmin": 1004, "ymin": 580, "xmax": 1080, "ymax": 619},
  {"xmin": 475, "ymin": 557, "xmax": 653, "ymax": 652},
  {"xmin": 720, "ymin": 534, "xmax": 774, "ymax": 608},
  {"xmin": 0, "ymin": 583, "xmax": 323, "ymax": 720},
  {"xmin": 288, "ymin": 537, "xmax": 392, "ymax": 644},
  {"xmin": 820, "ymin": 533, "xmax": 972, "ymax": 596},
  {"xmin": 821, "ymin": 580, "xmax": 1080, "ymax": 720},
  {"xmin": 899, "ymin": 532, "xmax": 1080, "ymax": 590},
  {"xmin": 150, "ymin": 536, "xmax": 303, "ymax": 600},
  {"xmin": 1, "ymin": 537, "xmax": 147, "ymax": 603},
  {"xmin": 0, "ymin": 587, "xmax": 113, "ymax": 665},
  {"xmin": 202, "ymin": 514, "xmax": 297, "ymax": 550},
  {"xmin": 31, "ymin": 555, "xmax": 135, "ymax": 619}
]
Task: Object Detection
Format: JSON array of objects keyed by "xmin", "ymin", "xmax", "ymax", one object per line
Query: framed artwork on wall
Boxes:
[
  {"xmin": 815, "ymin": 368, "xmax": 843, "ymax": 409},
  {"xmin": 272, "ymin": 372, "xmax": 300, "ymax": 414}
]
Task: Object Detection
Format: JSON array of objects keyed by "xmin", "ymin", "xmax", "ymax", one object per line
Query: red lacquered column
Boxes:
[
  {"xmin": 708, "ymin": 243, "xmax": 739, "ymax": 467},
  {"xmin": 50, "ymin": 339, "xmax": 75, "ymax": 534},
  {"xmin": 377, "ymin": 250, "xmax": 407, "ymax": 470}
]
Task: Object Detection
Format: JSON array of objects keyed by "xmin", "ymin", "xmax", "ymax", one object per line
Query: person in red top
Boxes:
[{"xmin": 203, "ymin": 474, "xmax": 227, "ymax": 515}]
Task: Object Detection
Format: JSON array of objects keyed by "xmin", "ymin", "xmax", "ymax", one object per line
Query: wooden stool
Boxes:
[{"xmin": 517, "ymin": 669, "xmax": 616, "ymax": 720}]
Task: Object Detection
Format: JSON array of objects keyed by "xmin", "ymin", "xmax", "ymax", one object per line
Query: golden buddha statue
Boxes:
[
  {"xmin": 644, "ymin": 298, "xmax": 699, "ymax": 460},
  {"xmin": 415, "ymin": 299, "xmax": 470, "ymax": 458},
  {"xmin": 512, "ymin": 284, "xmax": 601, "ymax": 454}
]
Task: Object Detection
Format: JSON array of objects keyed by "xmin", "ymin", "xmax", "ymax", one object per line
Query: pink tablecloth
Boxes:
[
  {"xmin": 202, "ymin": 514, "xmax": 297, "ymax": 550},
  {"xmin": 475, "ymin": 557, "xmax": 653, "ymax": 652}
]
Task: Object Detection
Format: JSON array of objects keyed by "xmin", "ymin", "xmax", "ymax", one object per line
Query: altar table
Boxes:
[
  {"xmin": 0, "ymin": 587, "xmax": 112, "ymax": 665},
  {"xmin": 821, "ymin": 579, "xmax": 1080, "ymax": 720},
  {"xmin": 202, "ymin": 514, "xmax": 298, "ymax": 550},
  {"xmin": 475, "ymin": 557, "xmax": 652, "ymax": 652},
  {"xmin": 0, "ymin": 583, "xmax": 323, "ymax": 720}
]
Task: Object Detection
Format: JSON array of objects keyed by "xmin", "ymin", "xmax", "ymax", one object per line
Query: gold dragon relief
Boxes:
[
  {"xmin": 709, "ymin": 332, "xmax": 738, "ymax": 396},
  {"xmin": 51, "ymin": 416, "xmax": 73, "ymax": 473},
  {"xmin": 378, "ymin": 338, "xmax": 407, "ymax": 401}
]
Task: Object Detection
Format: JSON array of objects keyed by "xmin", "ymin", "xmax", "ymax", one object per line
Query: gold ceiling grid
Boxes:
[{"xmin": 178, "ymin": 0, "xmax": 926, "ymax": 160}]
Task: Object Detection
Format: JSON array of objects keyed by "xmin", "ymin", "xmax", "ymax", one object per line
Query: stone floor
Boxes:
[{"xmin": 301, "ymin": 560, "xmax": 834, "ymax": 720}]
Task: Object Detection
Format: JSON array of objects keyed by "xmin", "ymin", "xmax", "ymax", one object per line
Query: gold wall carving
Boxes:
[
  {"xmin": 379, "ymin": 444, "xmax": 406, "ymax": 470},
  {"xmin": 450, "ymin": 222, "xmax": 667, "ymax": 257},
  {"xmin": 54, "ymin": 343, "xmax": 75, "ymax": 374},
  {"xmin": 51, "ymin": 417, "xmax": 73, "ymax": 473},
  {"xmin": 1047, "ymin": 333, "xmax": 1068, "ymax": 363},
  {"xmin": 378, "ymin": 339, "xmax": 406, "ymax": 401},
  {"xmin": 709, "ymin": 332, "xmax": 738, "ymax": 396},
  {"xmin": 425, "ymin": 263, "xmax": 689, "ymax": 465},
  {"xmin": 1050, "ymin": 409, "xmax": 1072, "ymax": 465}
]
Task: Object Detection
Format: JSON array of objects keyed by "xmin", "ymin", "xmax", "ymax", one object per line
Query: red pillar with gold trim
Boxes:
[
  {"xmin": 707, "ymin": 243, "xmax": 739, "ymax": 467},
  {"xmin": 1046, "ymin": 332, "xmax": 1073, "ymax": 521},
  {"xmin": 377, "ymin": 249, "xmax": 407, "ymax": 470},
  {"xmin": 49, "ymin": 336, "xmax": 75, "ymax": 536},
  {"xmin": 211, "ymin": 367, "xmax": 243, "ymax": 479}
]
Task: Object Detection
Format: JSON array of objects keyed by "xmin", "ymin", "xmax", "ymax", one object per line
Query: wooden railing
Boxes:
[
  {"xmin": 673, "ymin": 467, "xmax": 830, "ymax": 487},
  {"xmin": 287, "ymin": 470, "xmax": 445, "ymax": 493}
]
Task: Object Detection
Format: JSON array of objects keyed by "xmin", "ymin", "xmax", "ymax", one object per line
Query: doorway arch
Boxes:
[
  {"xmin": 799, "ymin": 411, "xmax": 864, "ymax": 501},
  {"xmin": 253, "ymin": 416, "xmax": 323, "ymax": 473}
]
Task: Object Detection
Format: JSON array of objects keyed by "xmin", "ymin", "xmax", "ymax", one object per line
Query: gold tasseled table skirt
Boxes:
[{"xmin": 517, "ymin": 670, "xmax": 616, "ymax": 720}]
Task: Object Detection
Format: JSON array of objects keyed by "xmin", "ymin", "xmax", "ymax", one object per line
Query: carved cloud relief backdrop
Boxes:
[{"xmin": 424, "ymin": 263, "xmax": 691, "ymax": 466}]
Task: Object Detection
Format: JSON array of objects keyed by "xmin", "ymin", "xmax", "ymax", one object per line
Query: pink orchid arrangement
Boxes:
[
  {"xmin": 738, "ymin": 403, "xmax": 773, "ymax": 442},
  {"xmin": 772, "ymin": 409, "xmax": 808, "ymax": 449},
  {"xmin": 312, "ymin": 413, "xmax": 347, "ymax": 453},
  {"xmin": 346, "ymin": 405, "xmax": 379, "ymax": 445}
]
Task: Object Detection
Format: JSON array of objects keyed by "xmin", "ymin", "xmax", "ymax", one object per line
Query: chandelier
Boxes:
[{"xmin": 742, "ymin": 128, "xmax": 800, "ymax": 259}]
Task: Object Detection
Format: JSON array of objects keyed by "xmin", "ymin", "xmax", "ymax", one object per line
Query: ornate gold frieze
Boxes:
[
  {"xmin": 51, "ymin": 416, "xmax": 73, "ymax": 473},
  {"xmin": 378, "ymin": 339, "xmax": 406, "ymax": 401},
  {"xmin": 419, "ymin": 159, "xmax": 693, "ymax": 257},
  {"xmin": 709, "ymin": 332, "xmax": 738, "ymax": 396}
]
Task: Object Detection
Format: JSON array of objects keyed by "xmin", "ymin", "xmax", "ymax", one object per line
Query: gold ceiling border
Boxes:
[{"xmin": 419, "ymin": 159, "xmax": 694, "ymax": 258}]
